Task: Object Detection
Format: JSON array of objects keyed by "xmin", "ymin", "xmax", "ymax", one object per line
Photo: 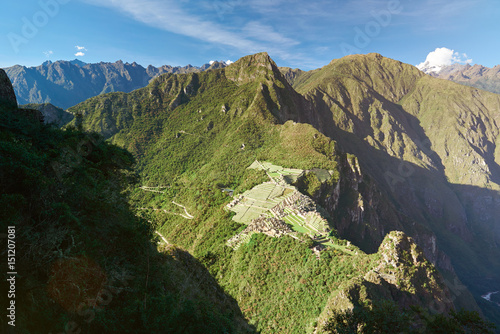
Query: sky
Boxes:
[{"xmin": 0, "ymin": 0, "xmax": 499, "ymax": 70}]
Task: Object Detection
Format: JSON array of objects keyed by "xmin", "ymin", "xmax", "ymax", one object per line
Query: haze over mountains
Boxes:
[
  {"xmin": 3, "ymin": 59, "xmax": 228, "ymax": 109},
  {"xmin": 2, "ymin": 52, "xmax": 500, "ymax": 332}
]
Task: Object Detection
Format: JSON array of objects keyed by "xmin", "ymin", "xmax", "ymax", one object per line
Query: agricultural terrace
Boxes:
[
  {"xmin": 228, "ymin": 182, "xmax": 295, "ymax": 224},
  {"xmin": 227, "ymin": 161, "xmax": 345, "ymax": 251},
  {"xmin": 248, "ymin": 160, "xmax": 304, "ymax": 184}
]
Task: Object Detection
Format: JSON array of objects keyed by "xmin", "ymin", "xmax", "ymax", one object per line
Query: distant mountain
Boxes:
[
  {"xmin": 417, "ymin": 61, "xmax": 500, "ymax": 95},
  {"xmin": 428, "ymin": 63, "xmax": 500, "ymax": 95},
  {"xmin": 3, "ymin": 60, "xmax": 227, "ymax": 109},
  {"xmin": 0, "ymin": 76, "xmax": 253, "ymax": 333},
  {"xmin": 21, "ymin": 103, "xmax": 73, "ymax": 127},
  {"xmin": 3, "ymin": 52, "xmax": 499, "ymax": 332}
]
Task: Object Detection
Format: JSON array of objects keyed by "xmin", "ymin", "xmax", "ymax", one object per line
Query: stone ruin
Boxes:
[
  {"xmin": 226, "ymin": 215, "xmax": 293, "ymax": 249},
  {"xmin": 270, "ymin": 190, "xmax": 316, "ymax": 219}
]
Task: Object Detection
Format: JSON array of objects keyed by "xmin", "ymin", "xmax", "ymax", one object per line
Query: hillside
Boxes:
[
  {"xmin": 21, "ymin": 103, "xmax": 73, "ymax": 127},
  {"xmin": 289, "ymin": 53, "xmax": 500, "ymax": 327},
  {"xmin": 0, "ymin": 69, "xmax": 17, "ymax": 106},
  {"xmin": 0, "ymin": 69, "xmax": 253, "ymax": 333},
  {"xmin": 66, "ymin": 53, "xmax": 491, "ymax": 332},
  {"xmin": 3, "ymin": 60, "xmax": 227, "ymax": 109},
  {"xmin": 429, "ymin": 63, "xmax": 500, "ymax": 95}
]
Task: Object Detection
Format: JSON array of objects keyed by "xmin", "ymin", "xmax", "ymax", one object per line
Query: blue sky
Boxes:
[{"xmin": 0, "ymin": 0, "xmax": 499, "ymax": 70}]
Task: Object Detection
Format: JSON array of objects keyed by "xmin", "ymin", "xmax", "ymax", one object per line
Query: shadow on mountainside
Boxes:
[{"xmin": 291, "ymin": 89, "xmax": 500, "ymax": 326}]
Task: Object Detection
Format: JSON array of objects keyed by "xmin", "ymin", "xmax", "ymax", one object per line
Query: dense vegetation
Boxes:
[
  {"xmin": 0, "ymin": 100, "xmax": 252, "ymax": 333},
  {"xmin": 288, "ymin": 53, "xmax": 500, "ymax": 328},
  {"xmin": 324, "ymin": 300, "xmax": 496, "ymax": 334},
  {"xmin": 3, "ymin": 51, "xmax": 498, "ymax": 332}
]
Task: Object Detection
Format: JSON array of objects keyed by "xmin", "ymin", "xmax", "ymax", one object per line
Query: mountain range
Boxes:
[
  {"xmin": 2, "ymin": 52, "xmax": 500, "ymax": 333},
  {"xmin": 3, "ymin": 59, "xmax": 228, "ymax": 109},
  {"xmin": 418, "ymin": 62, "xmax": 500, "ymax": 95}
]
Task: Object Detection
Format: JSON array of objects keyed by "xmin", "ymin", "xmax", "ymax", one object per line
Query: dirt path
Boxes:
[
  {"xmin": 155, "ymin": 231, "xmax": 169, "ymax": 244},
  {"xmin": 138, "ymin": 207, "xmax": 193, "ymax": 220},
  {"xmin": 171, "ymin": 201, "xmax": 194, "ymax": 219},
  {"xmin": 140, "ymin": 186, "xmax": 168, "ymax": 194},
  {"xmin": 138, "ymin": 187, "xmax": 194, "ymax": 220},
  {"xmin": 256, "ymin": 160, "xmax": 277, "ymax": 184}
]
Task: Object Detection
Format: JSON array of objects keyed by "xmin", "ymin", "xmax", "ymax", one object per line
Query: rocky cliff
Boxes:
[{"xmin": 0, "ymin": 69, "xmax": 17, "ymax": 106}]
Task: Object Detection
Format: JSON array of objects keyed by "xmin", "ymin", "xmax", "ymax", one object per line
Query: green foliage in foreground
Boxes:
[
  {"xmin": 0, "ymin": 102, "xmax": 252, "ymax": 333},
  {"xmin": 324, "ymin": 300, "xmax": 496, "ymax": 334}
]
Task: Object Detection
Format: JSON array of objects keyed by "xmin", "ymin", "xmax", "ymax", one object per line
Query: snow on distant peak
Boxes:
[
  {"xmin": 417, "ymin": 47, "xmax": 472, "ymax": 74},
  {"xmin": 208, "ymin": 59, "xmax": 233, "ymax": 66}
]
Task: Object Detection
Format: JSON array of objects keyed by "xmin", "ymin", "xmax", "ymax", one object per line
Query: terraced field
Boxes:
[
  {"xmin": 229, "ymin": 182, "xmax": 295, "ymax": 224},
  {"xmin": 248, "ymin": 160, "xmax": 304, "ymax": 183},
  {"xmin": 228, "ymin": 161, "xmax": 341, "ymax": 250}
]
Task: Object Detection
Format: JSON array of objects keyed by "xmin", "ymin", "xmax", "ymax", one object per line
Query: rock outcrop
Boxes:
[
  {"xmin": 316, "ymin": 231, "xmax": 455, "ymax": 332},
  {"xmin": 0, "ymin": 69, "xmax": 17, "ymax": 106}
]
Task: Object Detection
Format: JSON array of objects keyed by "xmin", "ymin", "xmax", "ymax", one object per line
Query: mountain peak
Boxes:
[
  {"xmin": 69, "ymin": 59, "xmax": 86, "ymax": 67},
  {"xmin": 224, "ymin": 52, "xmax": 283, "ymax": 84}
]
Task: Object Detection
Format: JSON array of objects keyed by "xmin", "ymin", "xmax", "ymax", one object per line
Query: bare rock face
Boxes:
[
  {"xmin": 0, "ymin": 69, "xmax": 17, "ymax": 106},
  {"xmin": 432, "ymin": 63, "xmax": 500, "ymax": 95}
]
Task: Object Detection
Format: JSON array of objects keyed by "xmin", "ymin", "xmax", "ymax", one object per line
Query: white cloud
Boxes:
[
  {"xmin": 43, "ymin": 50, "xmax": 53, "ymax": 57},
  {"xmin": 417, "ymin": 47, "xmax": 472, "ymax": 73},
  {"xmin": 75, "ymin": 45, "xmax": 87, "ymax": 51},
  {"xmin": 81, "ymin": 0, "xmax": 262, "ymax": 51},
  {"xmin": 243, "ymin": 21, "xmax": 299, "ymax": 46},
  {"xmin": 80, "ymin": 0, "xmax": 313, "ymax": 67},
  {"xmin": 75, "ymin": 52, "xmax": 85, "ymax": 57},
  {"xmin": 209, "ymin": 60, "xmax": 215, "ymax": 65},
  {"xmin": 225, "ymin": 60, "xmax": 233, "ymax": 65}
]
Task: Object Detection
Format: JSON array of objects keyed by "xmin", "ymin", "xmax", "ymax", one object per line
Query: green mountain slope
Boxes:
[
  {"xmin": 67, "ymin": 53, "xmax": 480, "ymax": 332},
  {"xmin": 0, "ymin": 76, "xmax": 253, "ymax": 333},
  {"xmin": 292, "ymin": 53, "xmax": 500, "ymax": 328},
  {"xmin": 21, "ymin": 102, "xmax": 74, "ymax": 127}
]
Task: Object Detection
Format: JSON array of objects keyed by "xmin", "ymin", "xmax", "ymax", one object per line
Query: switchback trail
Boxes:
[
  {"xmin": 171, "ymin": 201, "xmax": 194, "ymax": 219},
  {"xmin": 155, "ymin": 231, "xmax": 169, "ymax": 244}
]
